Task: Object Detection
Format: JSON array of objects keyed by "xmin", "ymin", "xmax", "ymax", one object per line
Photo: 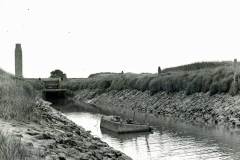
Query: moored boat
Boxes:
[{"xmin": 100, "ymin": 115, "xmax": 152, "ymax": 134}]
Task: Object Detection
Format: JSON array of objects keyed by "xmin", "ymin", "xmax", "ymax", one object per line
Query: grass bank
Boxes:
[
  {"xmin": 0, "ymin": 68, "xmax": 131, "ymax": 160},
  {"xmin": 0, "ymin": 131, "xmax": 29, "ymax": 160},
  {"xmin": 0, "ymin": 69, "xmax": 39, "ymax": 160},
  {"xmin": 63, "ymin": 61, "xmax": 239, "ymax": 96},
  {"xmin": 0, "ymin": 69, "xmax": 38, "ymax": 121}
]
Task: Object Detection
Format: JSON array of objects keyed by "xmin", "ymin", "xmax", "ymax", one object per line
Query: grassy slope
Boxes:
[
  {"xmin": 0, "ymin": 69, "xmax": 38, "ymax": 121},
  {"xmin": 0, "ymin": 131, "xmax": 29, "ymax": 160},
  {"xmin": 0, "ymin": 69, "xmax": 38, "ymax": 160},
  {"xmin": 63, "ymin": 62, "xmax": 240, "ymax": 96}
]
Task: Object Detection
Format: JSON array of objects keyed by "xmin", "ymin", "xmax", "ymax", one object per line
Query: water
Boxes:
[{"xmin": 66, "ymin": 112, "xmax": 240, "ymax": 160}]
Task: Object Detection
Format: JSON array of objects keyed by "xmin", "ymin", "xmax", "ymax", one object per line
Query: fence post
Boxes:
[
  {"xmin": 234, "ymin": 59, "xmax": 237, "ymax": 83},
  {"xmin": 232, "ymin": 58, "xmax": 239, "ymax": 95}
]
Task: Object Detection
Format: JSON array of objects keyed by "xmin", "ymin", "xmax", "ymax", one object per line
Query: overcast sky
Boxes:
[{"xmin": 0, "ymin": 0, "xmax": 240, "ymax": 78}]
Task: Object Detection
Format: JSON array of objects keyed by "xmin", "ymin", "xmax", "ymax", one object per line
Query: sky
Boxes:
[{"xmin": 0, "ymin": 0, "xmax": 240, "ymax": 78}]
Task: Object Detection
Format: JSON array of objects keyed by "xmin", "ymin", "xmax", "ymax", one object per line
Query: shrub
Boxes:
[
  {"xmin": 218, "ymin": 77, "xmax": 233, "ymax": 93},
  {"xmin": 148, "ymin": 77, "xmax": 163, "ymax": 93},
  {"xmin": 201, "ymin": 73, "xmax": 212, "ymax": 93},
  {"xmin": 22, "ymin": 81, "xmax": 35, "ymax": 97},
  {"xmin": 26, "ymin": 80, "xmax": 44, "ymax": 91},
  {"xmin": 210, "ymin": 82, "xmax": 219, "ymax": 95},
  {"xmin": 133, "ymin": 76, "xmax": 154, "ymax": 92},
  {"xmin": 110, "ymin": 76, "xmax": 128, "ymax": 90},
  {"xmin": 128, "ymin": 77, "xmax": 138, "ymax": 89},
  {"xmin": 63, "ymin": 62, "xmax": 238, "ymax": 96},
  {"xmin": 98, "ymin": 80, "xmax": 112, "ymax": 90},
  {"xmin": 186, "ymin": 75, "xmax": 203, "ymax": 95},
  {"xmin": 229, "ymin": 81, "xmax": 238, "ymax": 96},
  {"xmin": 67, "ymin": 82, "xmax": 79, "ymax": 91}
]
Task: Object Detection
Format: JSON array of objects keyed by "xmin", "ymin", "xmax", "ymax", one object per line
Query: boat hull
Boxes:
[{"xmin": 100, "ymin": 116, "xmax": 151, "ymax": 134}]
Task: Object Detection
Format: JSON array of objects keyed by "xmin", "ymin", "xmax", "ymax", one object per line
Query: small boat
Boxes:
[{"xmin": 100, "ymin": 115, "xmax": 152, "ymax": 134}]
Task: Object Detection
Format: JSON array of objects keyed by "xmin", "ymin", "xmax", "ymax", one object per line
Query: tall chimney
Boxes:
[{"xmin": 15, "ymin": 43, "xmax": 23, "ymax": 78}]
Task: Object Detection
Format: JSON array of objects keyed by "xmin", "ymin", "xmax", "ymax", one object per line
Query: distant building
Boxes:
[{"xmin": 15, "ymin": 44, "xmax": 23, "ymax": 78}]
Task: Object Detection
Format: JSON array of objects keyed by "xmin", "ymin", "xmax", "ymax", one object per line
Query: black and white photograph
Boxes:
[{"xmin": 1, "ymin": 0, "xmax": 240, "ymax": 159}]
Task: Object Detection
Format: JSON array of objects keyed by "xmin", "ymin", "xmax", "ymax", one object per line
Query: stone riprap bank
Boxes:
[
  {"xmin": 74, "ymin": 89, "xmax": 240, "ymax": 128},
  {"xmin": 3, "ymin": 99, "xmax": 131, "ymax": 160}
]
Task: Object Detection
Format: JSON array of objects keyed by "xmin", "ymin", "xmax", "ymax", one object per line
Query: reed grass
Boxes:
[
  {"xmin": 0, "ymin": 69, "xmax": 37, "ymax": 121},
  {"xmin": 0, "ymin": 131, "xmax": 28, "ymax": 160}
]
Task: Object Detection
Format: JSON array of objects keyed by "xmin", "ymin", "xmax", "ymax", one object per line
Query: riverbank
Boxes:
[
  {"xmin": 0, "ymin": 98, "xmax": 131, "ymax": 160},
  {"xmin": 0, "ymin": 68, "xmax": 131, "ymax": 159},
  {"xmin": 73, "ymin": 89, "xmax": 240, "ymax": 129}
]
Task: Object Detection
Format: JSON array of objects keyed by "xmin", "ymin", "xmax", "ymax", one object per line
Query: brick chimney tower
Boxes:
[{"xmin": 15, "ymin": 43, "xmax": 23, "ymax": 78}]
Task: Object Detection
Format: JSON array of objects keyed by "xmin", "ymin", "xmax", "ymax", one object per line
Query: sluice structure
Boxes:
[
  {"xmin": 41, "ymin": 78, "xmax": 66, "ymax": 101},
  {"xmin": 14, "ymin": 43, "xmax": 66, "ymax": 102}
]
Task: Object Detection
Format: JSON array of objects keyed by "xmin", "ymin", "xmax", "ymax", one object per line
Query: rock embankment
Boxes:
[
  {"xmin": 74, "ymin": 89, "xmax": 240, "ymax": 128},
  {"xmin": 0, "ymin": 99, "xmax": 131, "ymax": 160}
]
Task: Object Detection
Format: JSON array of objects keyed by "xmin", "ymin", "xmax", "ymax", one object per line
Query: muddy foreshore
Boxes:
[
  {"xmin": 2, "ymin": 98, "xmax": 131, "ymax": 160},
  {"xmin": 73, "ymin": 89, "xmax": 240, "ymax": 129}
]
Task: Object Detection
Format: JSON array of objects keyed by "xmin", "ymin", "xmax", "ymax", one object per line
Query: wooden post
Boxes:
[
  {"xmin": 232, "ymin": 58, "xmax": 239, "ymax": 95},
  {"xmin": 234, "ymin": 59, "xmax": 238, "ymax": 83},
  {"xmin": 158, "ymin": 66, "xmax": 161, "ymax": 75}
]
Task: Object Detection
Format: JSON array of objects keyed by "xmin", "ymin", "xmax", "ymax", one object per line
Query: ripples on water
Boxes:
[{"xmin": 66, "ymin": 112, "xmax": 240, "ymax": 160}]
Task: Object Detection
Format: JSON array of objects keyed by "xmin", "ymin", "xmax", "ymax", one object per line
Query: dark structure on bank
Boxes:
[
  {"xmin": 42, "ymin": 78, "xmax": 66, "ymax": 101},
  {"xmin": 14, "ymin": 43, "xmax": 67, "ymax": 101}
]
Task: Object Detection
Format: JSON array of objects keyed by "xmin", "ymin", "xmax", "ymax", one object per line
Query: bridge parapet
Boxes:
[{"xmin": 42, "ymin": 78, "xmax": 62, "ymax": 89}]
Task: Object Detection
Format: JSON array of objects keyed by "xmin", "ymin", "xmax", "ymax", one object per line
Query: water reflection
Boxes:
[{"xmin": 66, "ymin": 112, "xmax": 240, "ymax": 160}]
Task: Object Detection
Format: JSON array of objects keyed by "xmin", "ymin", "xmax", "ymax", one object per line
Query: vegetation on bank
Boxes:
[
  {"xmin": 0, "ymin": 69, "xmax": 38, "ymax": 121},
  {"xmin": 162, "ymin": 61, "xmax": 233, "ymax": 72},
  {"xmin": 63, "ymin": 62, "xmax": 240, "ymax": 96},
  {"xmin": 0, "ymin": 69, "xmax": 40, "ymax": 159},
  {"xmin": 0, "ymin": 131, "xmax": 28, "ymax": 160}
]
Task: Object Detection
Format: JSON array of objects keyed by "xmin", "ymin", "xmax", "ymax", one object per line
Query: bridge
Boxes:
[{"xmin": 41, "ymin": 78, "xmax": 67, "ymax": 101}]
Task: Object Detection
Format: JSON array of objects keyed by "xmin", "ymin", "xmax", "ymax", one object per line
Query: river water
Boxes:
[{"xmin": 66, "ymin": 112, "xmax": 240, "ymax": 160}]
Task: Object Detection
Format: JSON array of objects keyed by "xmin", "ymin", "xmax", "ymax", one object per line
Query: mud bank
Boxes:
[
  {"xmin": 1, "ymin": 99, "xmax": 131, "ymax": 160},
  {"xmin": 73, "ymin": 89, "xmax": 240, "ymax": 128}
]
